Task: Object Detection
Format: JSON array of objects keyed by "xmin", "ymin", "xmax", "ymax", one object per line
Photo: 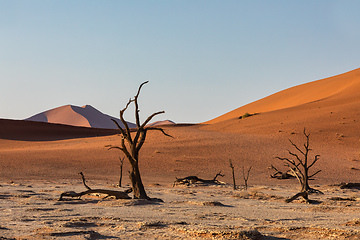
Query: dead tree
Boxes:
[
  {"xmin": 118, "ymin": 157, "xmax": 124, "ymax": 187},
  {"xmin": 107, "ymin": 81, "xmax": 172, "ymax": 199},
  {"xmin": 173, "ymin": 171, "xmax": 224, "ymax": 186},
  {"xmin": 276, "ymin": 128, "xmax": 322, "ymax": 197},
  {"xmin": 242, "ymin": 166, "xmax": 252, "ymax": 190},
  {"xmin": 229, "ymin": 159, "xmax": 236, "ymax": 190},
  {"xmin": 59, "ymin": 172, "xmax": 132, "ymax": 201}
]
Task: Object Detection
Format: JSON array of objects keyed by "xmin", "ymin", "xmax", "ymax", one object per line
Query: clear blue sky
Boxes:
[{"xmin": 1, "ymin": 1, "xmax": 360, "ymax": 123}]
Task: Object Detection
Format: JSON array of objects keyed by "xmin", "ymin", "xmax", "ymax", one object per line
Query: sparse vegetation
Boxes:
[{"xmin": 239, "ymin": 112, "xmax": 252, "ymax": 119}]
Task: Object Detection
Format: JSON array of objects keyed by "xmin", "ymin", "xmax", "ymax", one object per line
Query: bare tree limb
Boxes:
[
  {"xmin": 145, "ymin": 127, "xmax": 173, "ymax": 138},
  {"xmin": 308, "ymin": 155, "xmax": 321, "ymax": 169},
  {"xmin": 289, "ymin": 139, "xmax": 305, "ymax": 156},
  {"xmin": 79, "ymin": 172, "xmax": 91, "ymax": 190},
  {"xmin": 140, "ymin": 111, "xmax": 166, "ymax": 129},
  {"xmin": 134, "ymin": 81, "xmax": 149, "ymax": 128},
  {"xmin": 111, "ymin": 119, "xmax": 126, "ymax": 137},
  {"xmin": 308, "ymin": 169, "xmax": 322, "ymax": 179}
]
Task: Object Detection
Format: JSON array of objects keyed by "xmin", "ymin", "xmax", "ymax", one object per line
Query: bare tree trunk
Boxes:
[
  {"xmin": 129, "ymin": 163, "xmax": 148, "ymax": 199},
  {"xmin": 118, "ymin": 157, "xmax": 124, "ymax": 187},
  {"xmin": 229, "ymin": 159, "xmax": 236, "ymax": 190},
  {"xmin": 242, "ymin": 166, "xmax": 252, "ymax": 190}
]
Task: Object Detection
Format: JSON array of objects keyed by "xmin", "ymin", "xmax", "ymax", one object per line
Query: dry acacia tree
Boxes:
[
  {"xmin": 276, "ymin": 128, "xmax": 321, "ymax": 195},
  {"xmin": 229, "ymin": 159, "xmax": 236, "ymax": 190},
  {"xmin": 107, "ymin": 81, "xmax": 172, "ymax": 199}
]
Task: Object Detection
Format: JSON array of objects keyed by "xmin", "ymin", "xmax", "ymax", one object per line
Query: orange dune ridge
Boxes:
[
  {"xmin": 206, "ymin": 68, "xmax": 360, "ymax": 124},
  {"xmin": 26, "ymin": 104, "xmax": 136, "ymax": 129}
]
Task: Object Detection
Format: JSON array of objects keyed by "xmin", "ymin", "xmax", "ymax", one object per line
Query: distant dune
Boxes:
[
  {"xmin": 147, "ymin": 120, "xmax": 176, "ymax": 127},
  {"xmin": 25, "ymin": 104, "xmax": 136, "ymax": 129},
  {"xmin": 206, "ymin": 68, "xmax": 360, "ymax": 124}
]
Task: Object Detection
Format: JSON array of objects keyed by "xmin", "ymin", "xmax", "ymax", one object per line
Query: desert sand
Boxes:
[{"xmin": 1, "ymin": 68, "xmax": 360, "ymax": 239}]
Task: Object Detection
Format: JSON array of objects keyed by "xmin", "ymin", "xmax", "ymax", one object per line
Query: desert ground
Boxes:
[{"xmin": 1, "ymin": 68, "xmax": 360, "ymax": 239}]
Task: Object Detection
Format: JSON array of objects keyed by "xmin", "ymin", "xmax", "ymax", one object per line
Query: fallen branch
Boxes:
[
  {"xmin": 339, "ymin": 182, "xmax": 360, "ymax": 190},
  {"xmin": 173, "ymin": 171, "xmax": 225, "ymax": 187},
  {"xmin": 270, "ymin": 165, "xmax": 296, "ymax": 179},
  {"xmin": 59, "ymin": 172, "xmax": 132, "ymax": 201},
  {"xmin": 285, "ymin": 191, "xmax": 309, "ymax": 203}
]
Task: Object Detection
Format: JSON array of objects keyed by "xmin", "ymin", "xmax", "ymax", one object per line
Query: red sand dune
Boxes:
[
  {"xmin": 26, "ymin": 104, "xmax": 136, "ymax": 129},
  {"xmin": 206, "ymin": 68, "xmax": 360, "ymax": 124},
  {"xmin": 1, "ymin": 68, "xmax": 360, "ymax": 186}
]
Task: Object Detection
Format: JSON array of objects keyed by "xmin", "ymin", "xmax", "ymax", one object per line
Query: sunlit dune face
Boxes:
[{"xmin": 206, "ymin": 68, "xmax": 360, "ymax": 124}]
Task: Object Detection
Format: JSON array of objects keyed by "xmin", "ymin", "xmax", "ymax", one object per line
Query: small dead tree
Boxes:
[
  {"xmin": 107, "ymin": 81, "xmax": 172, "ymax": 199},
  {"xmin": 229, "ymin": 159, "xmax": 236, "ymax": 190},
  {"xmin": 118, "ymin": 157, "xmax": 124, "ymax": 187},
  {"xmin": 242, "ymin": 166, "xmax": 252, "ymax": 190},
  {"xmin": 173, "ymin": 171, "xmax": 224, "ymax": 186},
  {"xmin": 276, "ymin": 128, "xmax": 322, "ymax": 200}
]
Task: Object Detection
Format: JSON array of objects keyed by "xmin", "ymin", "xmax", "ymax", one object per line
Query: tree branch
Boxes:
[
  {"xmin": 134, "ymin": 81, "xmax": 149, "ymax": 128},
  {"xmin": 141, "ymin": 111, "xmax": 165, "ymax": 129},
  {"xmin": 145, "ymin": 126, "xmax": 173, "ymax": 138},
  {"xmin": 289, "ymin": 139, "xmax": 305, "ymax": 156},
  {"xmin": 308, "ymin": 155, "xmax": 320, "ymax": 169},
  {"xmin": 79, "ymin": 172, "xmax": 91, "ymax": 190},
  {"xmin": 276, "ymin": 156, "xmax": 304, "ymax": 180},
  {"xmin": 111, "ymin": 119, "xmax": 126, "ymax": 137},
  {"xmin": 288, "ymin": 150, "xmax": 304, "ymax": 167},
  {"xmin": 309, "ymin": 169, "xmax": 321, "ymax": 179},
  {"xmin": 133, "ymin": 110, "xmax": 166, "ymax": 148}
]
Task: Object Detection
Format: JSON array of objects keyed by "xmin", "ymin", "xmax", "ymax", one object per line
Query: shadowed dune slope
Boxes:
[
  {"xmin": 26, "ymin": 104, "xmax": 136, "ymax": 129},
  {"xmin": 0, "ymin": 119, "xmax": 119, "ymax": 141},
  {"xmin": 206, "ymin": 68, "xmax": 360, "ymax": 124}
]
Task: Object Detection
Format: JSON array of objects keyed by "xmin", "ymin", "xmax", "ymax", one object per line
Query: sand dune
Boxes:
[
  {"xmin": 2, "ymin": 68, "xmax": 360, "ymax": 239},
  {"xmin": 147, "ymin": 120, "xmax": 176, "ymax": 127},
  {"xmin": 206, "ymin": 67, "xmax": 360, "ymax": 124},
  {"xmin": 26, "ymin": 104, "xmax": 136, "ymax": 129},
  {"xmin": 0, "ymin": 119, "xmax": 119, "ymax": 141}
]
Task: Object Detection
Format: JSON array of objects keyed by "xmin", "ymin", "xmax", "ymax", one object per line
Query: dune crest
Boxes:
[
  {"xmin": 147, "ymin": 120, "xmax": 176, "ymax": 127},
  {"xmin": 206, "ymin": 68, "xmax": 360, "ymax": 124},
  {"xmin": 25, "ymin": 104, "xmax": 136, "ymax": 129}
]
